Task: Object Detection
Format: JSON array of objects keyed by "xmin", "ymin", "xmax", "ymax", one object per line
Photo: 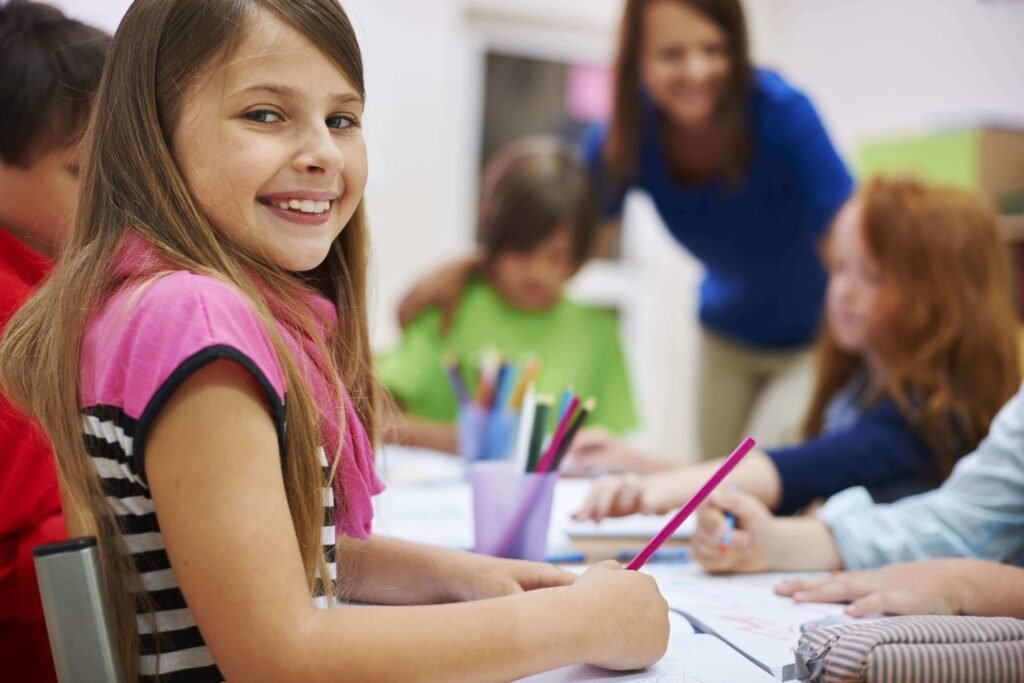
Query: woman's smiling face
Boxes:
[{"xmin": 640, "ymin": 0, "xmax": 732, "ymax": 129}]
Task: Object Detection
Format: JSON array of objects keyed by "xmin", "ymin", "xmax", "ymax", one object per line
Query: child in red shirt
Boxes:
[{"xmin": 0, "ymin": 3, "xmax": 109, "ymax": 680}]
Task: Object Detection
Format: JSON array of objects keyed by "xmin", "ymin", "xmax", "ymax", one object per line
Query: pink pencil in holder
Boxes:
[{"xmin": 625, "ymin": 436, "xmax": 756, "ymax": 571}]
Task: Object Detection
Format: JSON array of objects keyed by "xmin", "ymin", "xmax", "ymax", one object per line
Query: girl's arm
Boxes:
[
  {"xmin": 776, "ymin": 559, "xmax": 1024, "ymax": 618},
  {"xmin": 574, "ymin": 449, "xmax": 782, "ymax": 522},
  {"xmin": 336, "ymin": 535, "xmax": 575, "ymax": 605},
  {"xmin": 690, "ymin": 488, "xmax": 843, "ymax": 574},
  {"xmin": 147, "ymin": 360, "xmax": 668, "ymax": 683},
  {"xmin": 377, "ymin": 399, "xmax": 458, "ymax": 453}
]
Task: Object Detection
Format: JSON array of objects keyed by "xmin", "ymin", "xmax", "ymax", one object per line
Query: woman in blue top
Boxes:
[
  {"xmin": 585, "ymin": 0, "xmax": 852, "ymax": 458},
  {"xmin": 399, "ymin": 0, "xmax": 852, "ymax": 458}
]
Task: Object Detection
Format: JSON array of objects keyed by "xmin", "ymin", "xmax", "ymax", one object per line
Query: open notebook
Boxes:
[
  {"xmin": 642, "ymin": 564, "xmax": 854, "ymax": 680},
  {"xmin": 520, "ymin": 611, "xmax": 776, "ymax": 682}
]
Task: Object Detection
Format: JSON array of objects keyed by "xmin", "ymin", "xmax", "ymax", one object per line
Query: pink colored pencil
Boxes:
[
  {"xmin": 534, "ymin": 395, "xmax": 580, "ymax": 473},
  {"xmin": 625, "ymin": 436, "xmax": 756, "ymax": 571}
]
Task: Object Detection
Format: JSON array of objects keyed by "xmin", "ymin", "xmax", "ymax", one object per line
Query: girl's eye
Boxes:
[
  {"xmin": 327, "ymin": 114, "xmax": 357, "ymax": 130},
  {"xmin": 244, "ymin": 109, "xmax": 283, "ymax": 124}
]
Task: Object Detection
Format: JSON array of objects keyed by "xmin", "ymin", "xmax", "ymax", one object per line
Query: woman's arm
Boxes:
[
  {"xmin": 397, "ymin": 252, "xmax": 482, "ymax": 331},
  {"xmin": 147, "ymin": 360, "xmax": 668, "ymax": 682}
]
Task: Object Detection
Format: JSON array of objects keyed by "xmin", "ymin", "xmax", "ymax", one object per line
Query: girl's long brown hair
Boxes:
[
  {"xmin": 604, "ymin": 0, "xmax": 752, "ymax": 189},
  {"xmin": 804, "ymin": 176, "xmax": 1020, "ymax": 479},
  {"xmin": 0, "ymin": 0, "xmax": 375, "ymax": 678}
]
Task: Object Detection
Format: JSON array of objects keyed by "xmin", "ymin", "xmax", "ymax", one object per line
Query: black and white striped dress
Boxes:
[{"xmin": 80, "ymin": 265, "xmax": 348, "ymax": 682}]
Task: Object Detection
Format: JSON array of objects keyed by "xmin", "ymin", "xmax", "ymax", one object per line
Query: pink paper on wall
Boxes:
[{"xmin": 565, "ymin": 64, "xmax": 612, "ymax": 123}]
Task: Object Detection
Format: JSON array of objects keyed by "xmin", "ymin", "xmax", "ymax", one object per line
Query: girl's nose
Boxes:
[{"xmin": 293, "ymin": 125, "xmax": 344, "ymax": 176}]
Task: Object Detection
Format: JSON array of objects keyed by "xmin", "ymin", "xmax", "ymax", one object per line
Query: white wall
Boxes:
[
  {"xmin": 48, "ymin": 0, "xmax": 1024, "ymax": 460},
  {"xmin": 753, "ymin": 0, "xmax": 1024, "ymax": 154}
]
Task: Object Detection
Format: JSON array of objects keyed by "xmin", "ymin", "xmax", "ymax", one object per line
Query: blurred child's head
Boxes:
[
  {"xmin": 808, "ymin": 176, "xmax": 1020, "ymax": 475},
  {"xmin": 0, "ymin": 0, "xmax": 109, "ymax": 257},
  {"xmin": 477, "ymin": 137, "xmax": 598, "ymax": 311}
]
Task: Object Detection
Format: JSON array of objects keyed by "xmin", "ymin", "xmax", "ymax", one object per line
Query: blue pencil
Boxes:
[
  {"xmin": 493, "ymin": 364, "xmax": 515, "ymax": 410},
  {"xmin": 617, "ymin": 547, "xmax": 689, "ymax": 564},
  {"xmin": 718, "ymin": 513, "xmax": 735, "ymax": 554},
  {"xmin": 557, "ymin": 386, "xmax": 574, "ymax": 422},
  {"xmin": 444, "ymin": 356, "xmax": 470, "ymax": 405},
  {"xmin": 489, "ymin": 361, "xmax": 510, "ymax": 410}
]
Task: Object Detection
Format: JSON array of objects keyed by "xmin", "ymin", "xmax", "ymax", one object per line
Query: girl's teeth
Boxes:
[{"xmin": 270, "ymin": 199, "xmax": 333, "ymax": 214}]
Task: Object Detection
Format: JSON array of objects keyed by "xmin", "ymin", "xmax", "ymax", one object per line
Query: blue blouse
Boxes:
[
  {"xmin": 582, "ymin": 69, "xmax": 853, "ymax": 349},
  {"xmin": 764, "ymin": 371, "xmax": 938, "ymax": 515}
]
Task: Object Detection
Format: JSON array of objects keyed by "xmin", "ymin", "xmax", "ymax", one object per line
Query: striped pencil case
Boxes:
[{"xmin": 793, "ymin": 615, "xmax": 1024, "ymax": 683}]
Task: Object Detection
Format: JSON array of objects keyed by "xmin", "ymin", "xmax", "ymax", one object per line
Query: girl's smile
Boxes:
[{"xmin": 257, "ymin": 191, "xmax": 337, "ymax": 226}]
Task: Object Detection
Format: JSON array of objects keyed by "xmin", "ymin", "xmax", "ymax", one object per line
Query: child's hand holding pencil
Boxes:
[{"xmin": 690, "ymin": 486, "xmax": 776, "ymax": 574}]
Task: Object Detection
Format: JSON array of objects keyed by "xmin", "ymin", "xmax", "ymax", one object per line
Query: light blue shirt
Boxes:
[{"xmin": 819, "ymin": 382, "xmax": 1024, "ymax": 569}]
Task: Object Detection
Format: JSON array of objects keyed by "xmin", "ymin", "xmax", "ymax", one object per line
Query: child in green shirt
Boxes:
[{"xmin": 378, "ymin": 137, "xmax": 638, "ymax": 453}]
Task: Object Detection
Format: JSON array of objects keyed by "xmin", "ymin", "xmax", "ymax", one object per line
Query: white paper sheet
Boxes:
[
  {"xmin": 642, "ymin": 564, "xmax": 850, "ymax": 679},
  {"xmin": 520, "ymin": 619, "xmax": 775, "ymax": 682}
]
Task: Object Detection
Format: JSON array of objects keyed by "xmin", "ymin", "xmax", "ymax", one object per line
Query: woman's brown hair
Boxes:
[
  {"xmin": 603, "ymin": 0, "xmax": 752, "ymax": 189},
  {"xmin": 0, "ymin": 0, "xmax": 375, "ymax": 677},
  {"xmin": 804, "ymin": 176, "xmax": 1020, "ymax": 479}
]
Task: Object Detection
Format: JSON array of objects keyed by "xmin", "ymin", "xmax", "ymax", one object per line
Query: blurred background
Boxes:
[{"xmin": 52, "ymin": 0, "xmax": 1024, "ymax": 461}]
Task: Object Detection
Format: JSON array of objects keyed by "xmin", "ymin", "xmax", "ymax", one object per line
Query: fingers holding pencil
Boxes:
[{"xmin": 692, "ymin": 487, "xmax": 772, "ymax": 574}]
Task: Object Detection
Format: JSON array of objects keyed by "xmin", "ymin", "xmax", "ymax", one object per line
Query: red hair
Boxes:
[{"xmin": 804, "ymin": 176, "xmax": 1020, "ymax": 479}]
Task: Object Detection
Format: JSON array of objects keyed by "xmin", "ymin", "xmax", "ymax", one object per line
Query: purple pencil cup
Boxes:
[{"xmin": 469, "ymin": 461, "xmax": 558, "ymax": 561}]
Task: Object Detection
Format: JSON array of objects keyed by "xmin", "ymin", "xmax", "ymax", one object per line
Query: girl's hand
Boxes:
[
  {"xmin": 444, "ymin": 552, "xmax": 576, "ymax": 602},
  {"xmin": 572, "ymin": 471, "xmax": 687, "ymax": 522},
  {"xmin": 775, "ymin": 560, "xmax": 970, "ymax": 617},
  {"xmin": 691, "ymin": 488, "xmax": 779, "ymax": 574},
  {"xmin": 572, "ymin": 561, "xmax": 669, "ymax": 670},
  {"xmin": 564, "ymin": 427, "xmax": 672, "ymax": 476},
  {"xmin": 397, "ymin": 253, "xmax": 480, "ymax": 332}
]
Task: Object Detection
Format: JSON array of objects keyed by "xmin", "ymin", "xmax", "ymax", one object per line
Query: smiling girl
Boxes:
[{"xmin": 0, "ymin": 1, "xmax": 668, "ymax": 680}]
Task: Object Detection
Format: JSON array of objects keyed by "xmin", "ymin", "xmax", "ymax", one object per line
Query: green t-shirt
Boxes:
[{"xmin": 377, "ymin": 280, "xmax": 639, "ymax": 433}]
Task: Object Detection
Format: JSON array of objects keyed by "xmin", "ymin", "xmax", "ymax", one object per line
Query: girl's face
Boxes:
[
  {"xmin": 641, "ymin": 0, "xmax": 732, "ymax": 130},
  {"xmin": 488, "ymin": 227, "xmax": 576, "ymax": 311},
  {"xmin": 825, "ymin": 201, "xmax": 894, "ymax": 362},
  {"xmin": 173, "ymin": 13, "xmax": 367, "ymax": 273}
]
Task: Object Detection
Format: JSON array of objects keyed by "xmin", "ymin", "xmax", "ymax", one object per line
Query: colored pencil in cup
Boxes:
[
  {"xmin": 548, "ymin": 397, "xmax": 595, "ymax": 472},
  {"xmin": 625, "ymin": 436, "xmax": 756, "ymax": 571},
  {"xmin": 511, "ymin": 385, "xmax": 537, "ymax": 473},
  {"xmin": 443, "ymin": 355, "xmax": 470, "ymax": 405},
  {"xmin": 508, "ymin": 357, "xmax": 540, "ymax": 410},
  {"xmin": 534, "ymin": 395, "xmax": 579, "ymax": 474},
  {"xmin": 525, "ymin": 396, "xmax": 552, "ymax": 472}
]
